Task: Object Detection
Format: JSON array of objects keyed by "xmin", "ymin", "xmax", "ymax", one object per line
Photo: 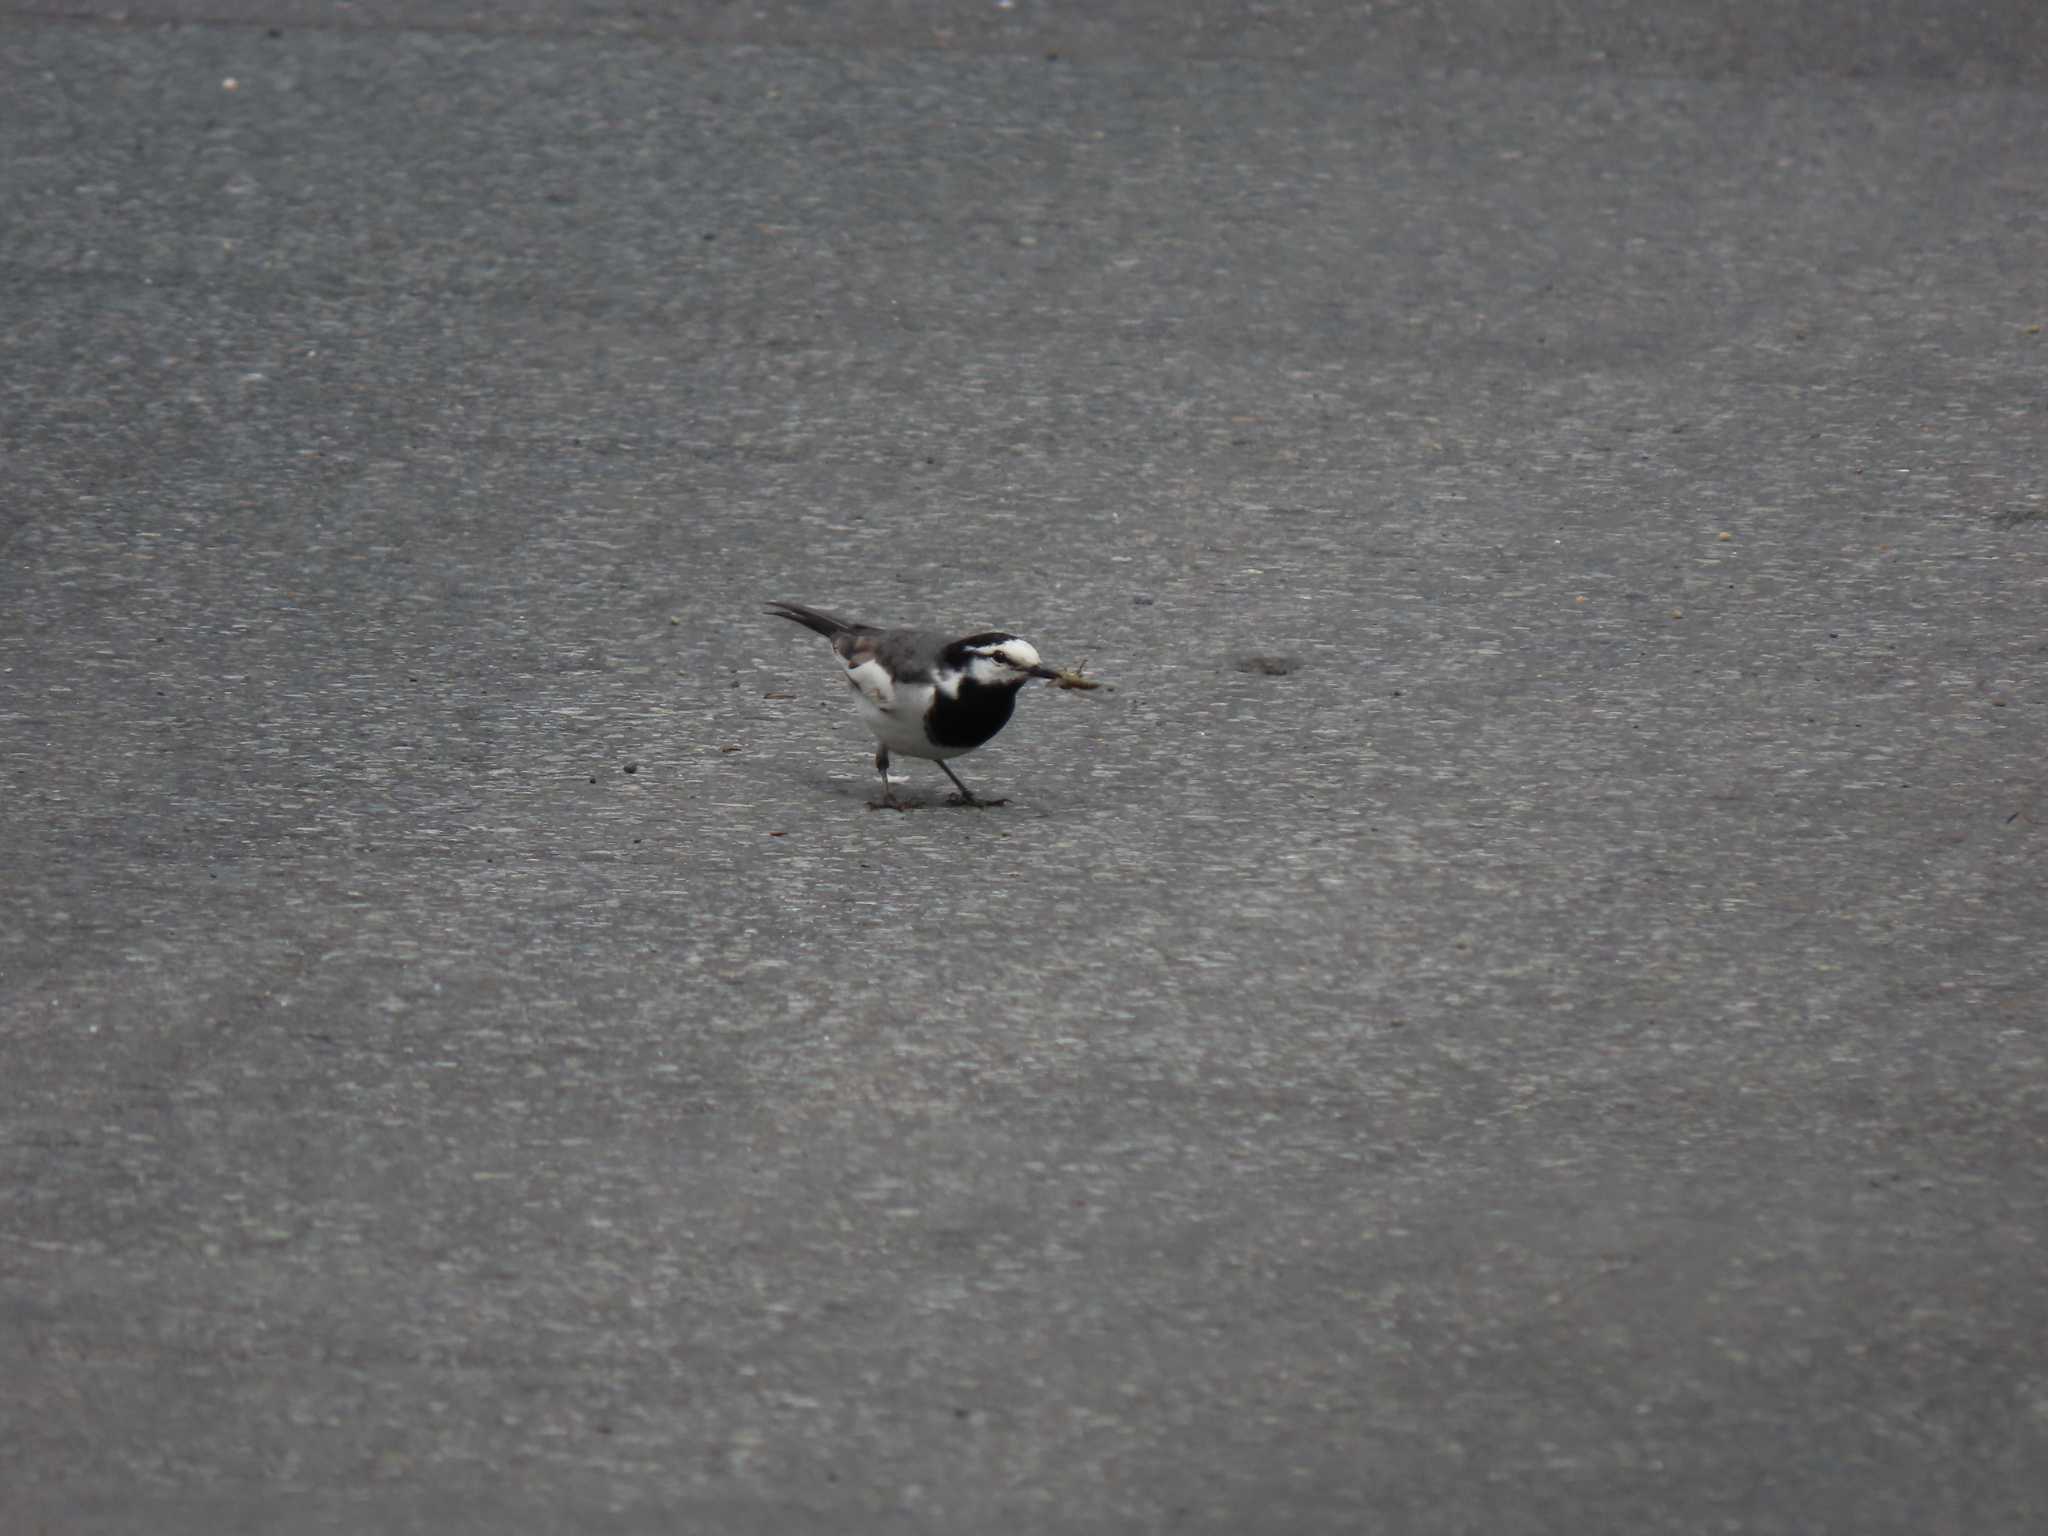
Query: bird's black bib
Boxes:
[{"xmin": 924, "ymin": 678, "xmax": 1021, "ymax": 752}]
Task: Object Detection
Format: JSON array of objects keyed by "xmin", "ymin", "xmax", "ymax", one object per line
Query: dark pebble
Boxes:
[{"xmin": 1235, "ymin": 654, "xmax": 1301, "ymax": 676}]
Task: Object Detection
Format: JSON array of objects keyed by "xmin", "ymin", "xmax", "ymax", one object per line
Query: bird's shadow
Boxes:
[
  {"xmin": 866, "ymin": 793, "xmax": 1007, "ymax": 812},
  {"xmin": 807, "ymin": 775, "xmax": 1000, "ymax": 812}
]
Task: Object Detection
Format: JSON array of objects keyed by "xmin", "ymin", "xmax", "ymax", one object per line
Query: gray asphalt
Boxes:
[{"xmin": 4, "ymin": 4, "xmax": 2046, "ymax": 1531}]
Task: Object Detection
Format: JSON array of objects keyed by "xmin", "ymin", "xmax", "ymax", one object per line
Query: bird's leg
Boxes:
[
  {"xmin": 938, "ymin": 760, "xmax": 1005, "ymax": 808},
  {"xmin": 871, "ymin": 746, "xmax": 904, "ymax": 811}
]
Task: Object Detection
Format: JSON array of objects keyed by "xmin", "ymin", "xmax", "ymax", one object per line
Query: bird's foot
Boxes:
[
  {"xmin": 945, "ymin": 792, "xmax": 1007, "ymax": 808},
  {"xmin": 868, "ymin": 795, "xmax": 911, "ymax": 812}
]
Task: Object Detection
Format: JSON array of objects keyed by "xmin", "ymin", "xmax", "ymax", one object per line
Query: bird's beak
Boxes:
[{"xmin": 1027, "ymin": 663, "xmax": 1062, "ymax": 680}]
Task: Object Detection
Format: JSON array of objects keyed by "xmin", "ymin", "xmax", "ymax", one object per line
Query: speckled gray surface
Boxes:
[{"xmin": 4, "ymin": 4, "xmax": 2046, "ymax": 1532}]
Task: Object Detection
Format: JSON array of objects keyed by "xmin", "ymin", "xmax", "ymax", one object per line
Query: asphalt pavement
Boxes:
[{"xmin": 3, "ymin": 3, "xmax": 2046, "ymax": 1531}]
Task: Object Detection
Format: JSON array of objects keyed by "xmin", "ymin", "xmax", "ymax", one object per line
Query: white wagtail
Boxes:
[{"xmin": 767, "ymin": 600, "xmax": 1064, "ymax": 808}]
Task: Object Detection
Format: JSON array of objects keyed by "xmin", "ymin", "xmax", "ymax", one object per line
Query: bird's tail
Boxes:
[{"xmin": 765, "ymin": 600, "xmax": 856, "ymax": 638}]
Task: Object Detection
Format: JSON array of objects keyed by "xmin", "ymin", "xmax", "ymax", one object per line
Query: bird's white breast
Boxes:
[{"xmin": 844, "ymin": 658, "xmax": 947, "ymax": 759}]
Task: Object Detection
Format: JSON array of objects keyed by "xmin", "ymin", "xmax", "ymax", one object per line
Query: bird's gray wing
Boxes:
[
  {"xmin": 859, "ymin": 628, "xmax": 943, "ymax": 685},
  {"xmin": 832, "ymin": 628, "xmax": 942, "ymax": 719}
]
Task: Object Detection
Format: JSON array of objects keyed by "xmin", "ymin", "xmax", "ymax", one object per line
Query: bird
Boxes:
[{"xmin": 766, "ymin": 600, "xmax": 1061, "ymax": 808}]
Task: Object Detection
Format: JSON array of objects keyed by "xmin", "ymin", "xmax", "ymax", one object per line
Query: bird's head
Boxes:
[{"xmin": 948, "ymin": 631, "xmax": 1061, "ymax": 688}]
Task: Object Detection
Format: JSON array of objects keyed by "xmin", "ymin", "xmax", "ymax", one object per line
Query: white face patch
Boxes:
[
  {"xmin": 991, "ymin": 640, "xmax": 1042, "ymax": 672},
  {"xmin": 959, "ymin": 643, "xmax": 1039, "ymax": 689},
  {"xmin": 964, "ymin": 639, "xmax": 1042, "ymax": 680}
]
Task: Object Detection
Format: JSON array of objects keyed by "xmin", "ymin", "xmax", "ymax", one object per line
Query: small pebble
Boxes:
[{"xmin": 1236, "ymin": 654, "xmax": 1301, "ymax": 676}]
